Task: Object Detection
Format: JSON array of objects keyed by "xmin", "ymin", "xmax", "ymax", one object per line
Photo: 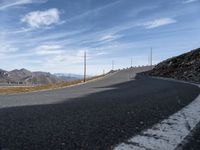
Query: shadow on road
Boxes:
[{"xmin": 0, "ymin": 74, "xmax": 199, "ymax": 150}]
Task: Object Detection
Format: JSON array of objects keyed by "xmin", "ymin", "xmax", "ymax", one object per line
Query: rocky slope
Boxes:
[
  {"xmin": 8, "ymin": 69, "xmax": 32, "ymax": 83},
  {"xmin": 0, "ymin": 69, "xmax": 9, "ymax": 83},
  {"xmin": 148, "ymin": 48, "xmax": 200, "ymax": 83},
  {"xmin": 24, "ymin": 71, "xmax": 62, "ymax": 85}
]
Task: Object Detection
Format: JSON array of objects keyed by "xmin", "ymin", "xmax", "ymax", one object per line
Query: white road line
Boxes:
[{"xmin": 114, "ymin": 86, "xmax": 200, "ymax": 150}]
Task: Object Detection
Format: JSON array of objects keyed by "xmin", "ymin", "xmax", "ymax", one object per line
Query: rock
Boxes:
[{"xmin": 147, "ymin": 48, "xmax": 200, "ymax": 83}]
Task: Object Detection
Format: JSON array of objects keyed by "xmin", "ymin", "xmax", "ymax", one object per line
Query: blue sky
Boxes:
[{"xmin": 0, "ymin": 0, "xmax": 200, "ymax": 75}]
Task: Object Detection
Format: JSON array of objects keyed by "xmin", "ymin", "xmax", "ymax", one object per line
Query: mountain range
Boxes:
[
  {"xmin": 54, "ymin": 73, "xmax": 83, "ymax": 81},
  {"xmin": 0, "ymin": 69, "xmax": 83, "ymax": 85}
]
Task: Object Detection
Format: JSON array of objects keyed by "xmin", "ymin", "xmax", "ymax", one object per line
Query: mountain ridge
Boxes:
[{"xmin": 0, "ymin": 69, "xmax": 83, "ymax": 85}]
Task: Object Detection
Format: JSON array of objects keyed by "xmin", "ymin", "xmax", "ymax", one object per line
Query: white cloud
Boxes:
[
  {"xmin": 66, "ymin": 0, "xmax": 121, "ymax": 23},
  {"xmin": 21, "ymin": 8, "xmax": 60, "ymax": 28},
  {"xmin": 0, "ymin": 0, "xmax": 47, "ymax": 10},
  {"xmin": 33, "ymin": 45, "xmax": 64, "ymax": 55},
  {"xmin": 140, "ymin": 18, "xmax": 177, "ymax": 29},
  {"xmin": 40, "ymin": 49, "xmax": 88, "ymax": 71},
  {"xmin": 100, "ymin": 33, "xmax": 121, "ymax": 42},
  {"xmin": 47, "ymin": 53, "xmax": 83, "ymax": 64},
  {"xmin": 3, "ymin": 28, "xmax": 33, "ymax": 34},
  {"xmin": 183, "ymin": 0, "xmax": 198, "ymax": 3},
  {"xmin": 0, "ymin": 43, "xmax": 19, "ymax": 53}
]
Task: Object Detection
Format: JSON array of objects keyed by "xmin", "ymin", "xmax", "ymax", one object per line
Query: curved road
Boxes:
[{"xmin": 0, "ymin": 67, "xmax": 199, "ymax": 150}]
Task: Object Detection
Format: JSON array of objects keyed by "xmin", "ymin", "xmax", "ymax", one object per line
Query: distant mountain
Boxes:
[
  {"xmin": 8, "ymin": 68, "xmax": 32, "ymax": 83},
  {"xmin": 0, "ymin": 69, "xmax": 80, "ymax": 85},
  {"xmin": 25, "ymin": 72, "xmax": 62, "ymax": 85},
  {"xmin": 54, "ymin": 73, "xmax": 83, "ymax": 81},
  {"xmin": 0, "ymin": 69, "xmax": 9, "ymax": 83}
]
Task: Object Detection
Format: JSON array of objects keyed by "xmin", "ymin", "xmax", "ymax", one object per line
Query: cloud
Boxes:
[
  {"xmin": 65, "ymin": 0, "xmax": 122, "ymax": 23},
  {"xmin": 21, "ymin": 8, "xmax": 60, "ymax": 28},
  {"xmin": 33, "ymin": 45, "xmax": 64, "ymax": 55},
  {"xmin": 3, "ymin": 28, "xmax": 33, "ymax": 34},
  {"xmin": 0, "ymin": 43, "xmax": 19, "ymax": 53},
  {"xmin": 95, "ymin": 52, "xmax": 108, "ymax": 56},
  {"xmin": 140, "ymin": 18, "xmax": 177, "ymax": 29},
  {"xmin": 99, "ymin": 33, "xmax": 121, "ymax": 42},
  {"xmin": 183, "ymin": 0, "xmax": 198, "ymax": 3},
  {"xmin": 0, "ymin": 0, "xmax": 47, "ymax": 10},
  {"xmin": 32, "ymin": 47, "xmax": 85, "ymax": 72}
]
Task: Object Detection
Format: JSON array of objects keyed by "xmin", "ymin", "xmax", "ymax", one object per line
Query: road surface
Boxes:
[{"xmin": 0, "ymin": 67, "xmax": 199, "ymax": 150}]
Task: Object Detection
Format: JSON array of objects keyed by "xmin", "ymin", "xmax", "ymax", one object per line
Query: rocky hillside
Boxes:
[
  {"xmin": 0, "ymin": 69, "xmax": 77, "ymax": 85},
  {"xmin": 148, "ymin": 48, "xmax": 200, "ymax": 83},
  {"xmin": 8, "ymin": 69, "xmax": 32, "ymax": 83},
  {"xmin": 0, "ymin": 69, "xmax": 9, "ymax": 83},
  {"xmin": 24, "ymin": 71, "xmax": 62, "ymax": 85}
]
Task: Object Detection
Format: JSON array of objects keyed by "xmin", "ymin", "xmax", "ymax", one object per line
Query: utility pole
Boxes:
[
  {"xmin": 112, "ymin": 60, "xmax": 114, "ymax": 70},
  {"xmin": 84, "ymin": 51, "xmax": 86, "ymax": 82},
  {"xmin": 150, "ymin": 47, "xmax": 153, "ymax": 69},
  {"xmin": 131, "ymin": 57, "xmax": 133, "ymax": 68}
]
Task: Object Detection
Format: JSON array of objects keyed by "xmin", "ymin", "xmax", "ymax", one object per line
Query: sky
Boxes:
[{"xmin": 0, "ymin": 0, "xmax": 200, "ymax": 75}]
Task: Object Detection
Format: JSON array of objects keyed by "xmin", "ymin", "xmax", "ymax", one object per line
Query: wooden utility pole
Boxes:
[
  {"xmin": 131, "ymin": 57, "xmax": 133, "ymax": 67},
  {"xmin": 112, "ymin": 60, "xmax": 114, "ymax": 70},
  {"xmin": 150, "ymin": 47, "xmax": 153, "ymax": 69},
  {"xmin": 84, "ymin": 51, "xmax": 86, "ymax": 82}
]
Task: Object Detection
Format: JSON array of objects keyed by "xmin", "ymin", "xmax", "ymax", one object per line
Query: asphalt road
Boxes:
[{"xmin": 0, "ymin": 67, "xmax": 199, "ymax": 150}]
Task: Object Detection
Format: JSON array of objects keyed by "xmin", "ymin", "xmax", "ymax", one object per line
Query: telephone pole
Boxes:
[
  {"xmin": 112, "ymin": 60, "xmax": 114, "ymax": 70},
  {"xmin": 84, "ymin": 51, "xmax": 86, "ymax": 82},
  {"xmin": 131, "ymin": 57, "xmax": 133, "ymax": 68},
  {"xmin": 150, "ymin": 47, "xmax": 153, "ymax": 69}
]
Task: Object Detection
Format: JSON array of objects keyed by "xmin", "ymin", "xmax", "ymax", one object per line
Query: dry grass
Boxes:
[{"xmin": 0, "ymin": 75, "xmax": 105, "ymax": 95}]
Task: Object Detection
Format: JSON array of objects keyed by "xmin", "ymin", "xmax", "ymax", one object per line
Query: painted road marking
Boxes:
[{"xmin": 114, "ymin": 86, "xmax": 200, "ymax": 150}]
